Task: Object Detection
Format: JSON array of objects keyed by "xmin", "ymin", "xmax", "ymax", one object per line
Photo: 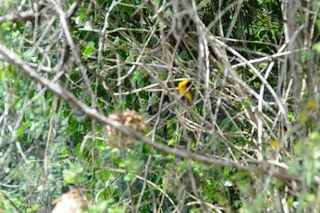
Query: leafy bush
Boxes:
[{"xmin": 0, "ymin": 0, "xmax": 320, "ymax": 212}]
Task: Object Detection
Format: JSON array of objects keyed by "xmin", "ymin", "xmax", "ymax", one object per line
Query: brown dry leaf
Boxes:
[{"xmin": 51, "ymin": 188, "xmax": 88, "ymax": 213}]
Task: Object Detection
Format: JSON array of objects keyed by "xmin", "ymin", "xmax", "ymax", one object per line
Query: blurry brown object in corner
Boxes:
[
  {"xmin": 103, "ymin": 110, "xmax": 147, "ymax": 148},
  {"xmin": 51, "ymin": 188, "xmax": 88, "ymax": 213}
]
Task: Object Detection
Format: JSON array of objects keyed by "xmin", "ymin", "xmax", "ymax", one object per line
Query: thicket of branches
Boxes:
[{"xmin": 1, "ymin": 0, "xmax": 320, "ymax": 212}]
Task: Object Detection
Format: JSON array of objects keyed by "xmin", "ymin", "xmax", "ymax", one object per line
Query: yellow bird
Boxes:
[{"xmin": 178, "ymin": 80, "xmax": 193, "ymax": 104}]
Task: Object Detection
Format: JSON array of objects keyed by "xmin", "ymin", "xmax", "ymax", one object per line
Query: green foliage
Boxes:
[{"xmin": 62, "ymin": 163, "xmax": 87, "ymax": 185}]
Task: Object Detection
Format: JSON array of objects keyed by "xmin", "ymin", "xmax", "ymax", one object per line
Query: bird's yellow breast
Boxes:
[{"xmin": 178, "ymin": 80, "xmax": 193, "ymax": 104}]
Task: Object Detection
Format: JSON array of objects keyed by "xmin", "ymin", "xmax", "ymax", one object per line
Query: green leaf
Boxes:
[
  {"xmin": 305, "ymin": 193, "xmax": 315, "ymax": 202},
  {"xmin": 123, "ymin": 173, "xmax": 136, "ymax": 181},
  {"xmin": 168, "ymin": 138, "xmax": 175, "ymax": 146},
  {"xmin": 83, "ymin": 41, "xmax": 95, "ymax": 60},
  {"xmin": 26, "ymin": 204, "xmax": 41, "ymax": 213},
  {"xmin": 17, "ymin": 121, "xmax": 32, "ymax": 136},
  {"xmin": 101, "ymin": 169, "xmax": 111, "ymax": 181},
  {"xmin": 62, "ymin": 164, "xmax": 87, "ymax": 185},
  {"xmin": 313, "ymin": 42, "xmax": 320, "ymax": 54}
]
